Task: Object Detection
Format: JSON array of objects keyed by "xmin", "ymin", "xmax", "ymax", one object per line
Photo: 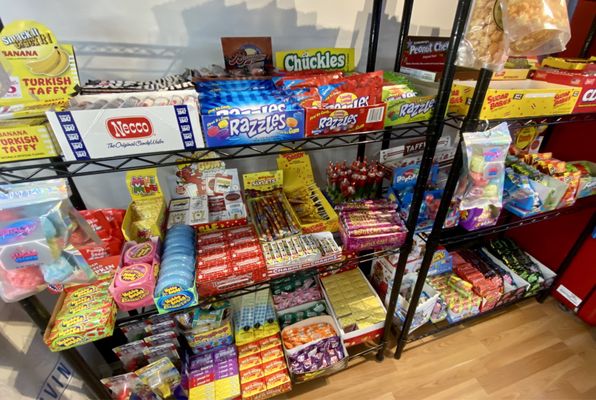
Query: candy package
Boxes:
[
  {"xmin": 456, "ymin": 0, "xmax": 509, "ymax": 71},
  {"xmin": 101, "ymin": 372, "xmax": 158, "ymax": 400},
  {"xmin": 458, "ymin": 123, "xmax": 511, "ymax": 211},
  {"xmin": 0, "ymin": 179, "xmax": 99, "ymax": 302},
  {"xmin": 501, "ymin": 0, "xmax": 571, "ymax": 56},
  {"xmin": 135, "ymin": 357, "xmax": 186, "ymax": 400}
]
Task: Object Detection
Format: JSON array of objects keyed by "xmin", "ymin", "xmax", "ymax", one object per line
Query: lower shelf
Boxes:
[{"xmin": 404, "ymin": 292, "xmax": 542, "ymax": 343}]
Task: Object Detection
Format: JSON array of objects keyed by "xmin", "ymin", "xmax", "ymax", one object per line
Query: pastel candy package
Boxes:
[
  {"xmin": 200, "ymin": 94, "xmax": 300, "ymax": 116},
  {"xmin": 0, "ymin": 179, "xmax": 100, "ymax": 302},
  {"xmin": 458, "ymin": 123, "xmax": 512, "ymax": 211}
]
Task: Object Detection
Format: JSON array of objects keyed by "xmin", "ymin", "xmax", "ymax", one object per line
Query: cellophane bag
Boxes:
[
  {"xmin": 458, "ymin": 122, "xmax": 512, "ymax": 211},
  {"xmin": 456, "ymin": 0, "xmax": 509, "ymax": 71},
  {"xmin": 0, "ymin": 179, "xmax": 99, "ymax": 302},
  {"xmin": 501, "ymin": 0, "xmax": 571, "ymax": 56}
]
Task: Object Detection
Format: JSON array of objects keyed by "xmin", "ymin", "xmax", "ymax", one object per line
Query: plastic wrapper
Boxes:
[
  {"xmin": 501, "ymin": 0, "xmax": 571, "ymax": 56},
  {"xmin": 135, "ymin": 357, "xmax": 185, "ymax": 400},
  {"xmin": 458, "ymin": 122, "xmax": 511, "ymax": 211},
  {"xmin": 0, "ymin": 179, "xmax": 100, "ymax": 302},
  {"xmin": 457, "ymin": 0, "xmax": 509, "ymax": 71},
  {"xmin": 101, "ymin": 372, "xmax": 158, "ymax": 400}
]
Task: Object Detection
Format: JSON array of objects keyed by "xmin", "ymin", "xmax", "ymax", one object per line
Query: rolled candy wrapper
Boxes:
[
  {"xmin": 346, "ymin": 224, "xmax": 405, "ymax": 237},
  {"xmin": 335, "ymin": 201, "xmax": 395, "ymax": 212},
  {"xmin": 115, "ymin": 263, "xmax": 152, "ymax": 287},
  {"xmin": 123, "ymin": 241, "xmax": 156, "ymax": 265}
]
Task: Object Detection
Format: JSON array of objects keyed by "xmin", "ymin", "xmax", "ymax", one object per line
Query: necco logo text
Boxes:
[{"xmin": 106, "ymin": 117, "xmax": 153, "ymax": 139}]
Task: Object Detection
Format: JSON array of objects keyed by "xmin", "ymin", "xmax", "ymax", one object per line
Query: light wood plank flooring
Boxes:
[{"xmin": 287, "ymin": 298, "xmax": 596, "ymax": 400}]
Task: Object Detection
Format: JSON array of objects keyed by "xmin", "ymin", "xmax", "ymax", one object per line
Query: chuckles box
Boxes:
[{"xmin": 46, "ymin": 90, "xmax": 204, "ymax": 161}]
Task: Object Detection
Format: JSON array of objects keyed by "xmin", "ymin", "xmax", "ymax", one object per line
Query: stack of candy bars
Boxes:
[
  {"xmin": 261, "ymin": 232, "xmax": 342, "ymax": 276},
  {"xmin": 196, "ymin": 226, "xmax": 267, "ymax": 296},
  {"xmin": 68, "ymin": 91, "xmax": 197, "ymax": 110},
  {"xmin": 155, "ymin": 225, "xmax": 196, "ymax": 298},
  {"xmin": 187, "ymin": 346, "xmax": 241, "ymax": 400},
  {"xmin": 321, "ymin": 268, "xmax": 386, "ymax": 334},
  {"xmin": 281, "ymin": 320, "xmax": 346, "ymax": 376},
  {"xmin": 338, "ymin": 200, "xmax": 408, "ymax": 252},
  {"xmin": 81, "ymin": 69, "xmax": 196, "ymax": 93},
  {"xmin": 237, "ymin": 334, "xmax": 292, "ymax": 400},
  {"xmin": 427, "ymin": 273, "xmax": 482, "ymax": 323},
  {"xmin": 484, "ymin": 238, "xmax": 544, "ymax": 295},
  {"xmin": 271, "ymin": 272, "xmax": 329, "ymax": 328},
  {"xmin": 45, "ymin": 279, "xmax": 117, "ymax": 351},
  {"xmin": 452, "ymin": 250, "xmax": 504, "ymax": 312}
]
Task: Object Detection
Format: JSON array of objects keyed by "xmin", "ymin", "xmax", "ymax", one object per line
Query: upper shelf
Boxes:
[
  {"xmin": 445, "ymin": 112, "xmax": 596, "ymax": 130},
  {"xmin": 0, "ymin": 123, "xmax": 431, "ymax": 184}
]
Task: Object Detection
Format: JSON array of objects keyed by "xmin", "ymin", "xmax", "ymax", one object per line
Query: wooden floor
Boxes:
[{"xmin": 287, "ymin": 298, "xmax": 596, "ymax": 400}]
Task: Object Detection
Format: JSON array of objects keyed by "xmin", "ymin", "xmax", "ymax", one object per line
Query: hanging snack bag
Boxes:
[
  {"xmin": 501, "ymin": 0, "xmax": 571, "ymax": 56},
  {"xmin": 0, "ymin": 179, "xmax": 99, "ymax": 302},
  {"xmin": 456, "ymin": 0, "xmax": 509, "ymax": 71},
  {"xmin": 459, "ymin": 122, "xmax": 512, "ymax": 211}
]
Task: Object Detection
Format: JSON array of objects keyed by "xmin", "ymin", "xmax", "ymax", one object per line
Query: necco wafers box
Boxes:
[{"xmin": 46, "ymin": 89, "xmax": 204, "ymax": 161}]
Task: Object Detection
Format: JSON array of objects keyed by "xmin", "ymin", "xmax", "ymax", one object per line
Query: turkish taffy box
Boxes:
[{"xmin": 46, "ymin": 89, "xmax": 203, "ymax": 161}]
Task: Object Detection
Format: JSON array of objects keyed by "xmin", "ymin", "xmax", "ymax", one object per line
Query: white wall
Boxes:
[{"xmin": 2, "ymin": 0, "xmax": 458, "ymax": 208}]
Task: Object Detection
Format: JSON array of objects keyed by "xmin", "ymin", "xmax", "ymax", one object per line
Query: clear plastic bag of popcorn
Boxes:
[
  {"xmin": 501, "ymin": 0, "xmax": 571, "ymax": 56},
  {"xmin": 456, "ymin": 0, "xmax": 509, "ymax": 71}
]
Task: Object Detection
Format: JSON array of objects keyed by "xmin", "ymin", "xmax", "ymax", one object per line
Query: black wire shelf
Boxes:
[
  {"xmin": 0, "ymin": 124, "xmax": 431, "ymax": 184},
  {"xmin": 444, "ymin": 111, "xmax": 596, "ymax": 130},
  {"xmin": 116, "ymin": 246, "xmax": 399, "ymax": 325},
  {"xmin": 404, "ymin": 292, "xmax": 540, "ymax": 343},
  {"xmin": 439, "ymin": 196, "xmax": 596, "ymax": 247}
]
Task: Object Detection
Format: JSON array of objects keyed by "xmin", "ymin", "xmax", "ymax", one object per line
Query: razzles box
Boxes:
[{"xmin": 46, "ymin": 90, "xmax": 204, "ymax": 161}]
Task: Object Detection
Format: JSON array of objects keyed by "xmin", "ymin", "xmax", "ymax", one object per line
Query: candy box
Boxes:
[
  {"xmin": 321, "ymin": 268, "xmax": 387, "ymax": 345},
  {"xmin": 449, "ymin": 80, "xmax": 582, "ymax": 119},
  {"xmin": 46, "ymin": 89, "xmax": 204, "ymax": 161},
  {"xmin": 280, "ymin": 315, "xmax": 348, "ymax": 383},
  {"xmin": 167, "ymin": 169, "xmax": 248, "ymax": 232},
  {"xmin": 0, "ymin": 117, "xmax": 58, "ymax": 162},
  {"xmin": 221, "ymin": 36, "xmax": 273, "ymax": 74},
  {"xmin": 384, "ymin": 77, "xmax": 439, "ymax": 126},
  {"xmin": 394, "ymin": 273, "xmax": 439, "ymax": 333},
  {"xmin": 122, "ymin": 169, "xmax": 166, "ymax": 242},
  {"xmin": 109, "ymin": 237, "xmax": 160, "ymax": 311},
  {"xmin": 44, "ymin": 280, "xmax": 117, "ymax": 351},
  {"xmin": 276, "ymin": 152, "xmax": 339, "ymax": 233},
  {"xmin": 532, "ymin": 68, "xmax": 596, "ymax": 114}
]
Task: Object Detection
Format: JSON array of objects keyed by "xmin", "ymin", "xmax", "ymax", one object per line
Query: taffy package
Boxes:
[
  {"xmin": 456, "ymin": 0, "xmax": 509, "ymax": 71},
  {"xmin": 501, "ymin": 0, "xmax": 571, "ymax": 56},
  {"xmin": 0, "ymin": 179, "xmax": 99, "ymax": 302},
  {"xmin": 458, "ymin": 123, "xmax": 512, "ymax": 211}
]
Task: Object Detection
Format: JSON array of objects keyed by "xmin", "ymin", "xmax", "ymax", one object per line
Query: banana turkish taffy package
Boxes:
[
  {"xmin": 0, "ymin": 179, "xmax": 100, "ymax": 302},
  {"xmin": 0, "ymin": 20, "xmax": 80, "ymax": 113}
]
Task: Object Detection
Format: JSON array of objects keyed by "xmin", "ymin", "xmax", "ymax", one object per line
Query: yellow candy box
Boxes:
[{"xmin": 450, "ymin": 80, "xmax": 581, "ymax": 119}]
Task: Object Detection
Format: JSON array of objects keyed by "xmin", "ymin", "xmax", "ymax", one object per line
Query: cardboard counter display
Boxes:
[
  {"xmin": 46, "ymin": 89, "xmax": 204, "ymax": 161},
  {"xmin": 532, "ymin": 68, "xmax": 596, "ymax": 114},
  {"xmin": 0, "ymin": 118, "xmax": 58, "ymax": 162},
  {"xmin": 449, "ymin": 79, "xmax": 582, "ymax": 119}
]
